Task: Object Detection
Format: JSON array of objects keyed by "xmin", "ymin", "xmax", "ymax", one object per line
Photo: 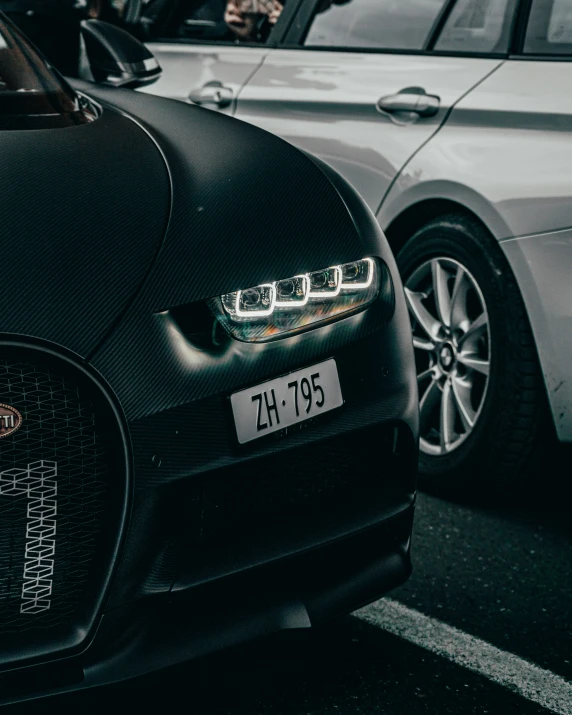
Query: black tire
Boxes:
[{"xmin": 396, "ymin": 213, "xmax": 548, "ymax": 499}]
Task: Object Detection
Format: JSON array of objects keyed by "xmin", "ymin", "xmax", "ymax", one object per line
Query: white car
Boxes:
[{"xmin": 136, "ymin": 0, "xmax": 568, "ymax": 497}]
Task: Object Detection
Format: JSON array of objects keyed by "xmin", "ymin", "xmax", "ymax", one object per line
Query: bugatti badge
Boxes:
[{"xmin": 0, "ymin": 404, "xmax": 22, "ymax": 439}]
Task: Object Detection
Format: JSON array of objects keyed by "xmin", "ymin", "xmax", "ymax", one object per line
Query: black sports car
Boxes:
[{"xmin": 0, "ymin": 15, "xmax": 418, "ymax": 704}]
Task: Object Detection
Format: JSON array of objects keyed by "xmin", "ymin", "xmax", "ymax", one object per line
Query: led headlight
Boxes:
[{"xmin": 210, "ymin": 258, "xmax": 383, "ymax": 342}]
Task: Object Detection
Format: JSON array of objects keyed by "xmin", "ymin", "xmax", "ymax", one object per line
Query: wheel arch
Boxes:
[{"xmin": 379, "ymin": 182, "xmax": 513, "ymax": 256}]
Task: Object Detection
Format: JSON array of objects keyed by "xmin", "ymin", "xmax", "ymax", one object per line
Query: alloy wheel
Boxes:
[{"xmin": 404, "ymin": 257, "xmax": 491, "ymax": 456}]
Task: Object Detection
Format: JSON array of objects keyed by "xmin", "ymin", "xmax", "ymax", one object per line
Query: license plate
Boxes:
[{"xmin": 230, "ymin": 359, "xmax": 343, "ymax": 444}]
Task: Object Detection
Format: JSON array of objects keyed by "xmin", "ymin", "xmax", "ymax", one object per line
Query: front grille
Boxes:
[{"xmin": 0, "ymin": 350, "xmax": 125, "ymax": 658}]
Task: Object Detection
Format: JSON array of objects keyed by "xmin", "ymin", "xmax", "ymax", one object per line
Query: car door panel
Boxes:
[
  {"xmin": 140, "ymin": 44, "xmax": 267, "ymax": 112},
  {"xmin": 235, "ymin": 49, "xmax": 503, "ymax": 211},
  {"xmin": 382, "ymin": 61, "xmax": 572, "ymax": 239}
]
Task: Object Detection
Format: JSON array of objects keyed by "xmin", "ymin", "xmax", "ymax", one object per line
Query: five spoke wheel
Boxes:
[{"xmin": 404, "ymin": 258, "xmax": 491, "ymax": 456}]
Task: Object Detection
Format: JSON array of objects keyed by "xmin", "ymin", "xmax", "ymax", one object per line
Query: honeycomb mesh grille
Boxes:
[{"xmin": 0, "ymin": 358, "xmax": 110, "ymax": 634}]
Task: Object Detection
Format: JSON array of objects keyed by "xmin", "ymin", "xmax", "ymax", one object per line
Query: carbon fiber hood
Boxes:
[
  {"xmin": 75, "ymin": 82, "xmax": 381, "ymax": 310},
  {"xmin": 0, "ymin": 108, "xmax": 170, "ymax": 357},
  {"xmin": 68, "ymin": 83, "xmax": 405, "ymax": 421}
]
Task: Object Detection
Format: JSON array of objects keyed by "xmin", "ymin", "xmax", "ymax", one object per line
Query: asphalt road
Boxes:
[{"xmin": 8, "ymin": 464, "xmax": 572, "ymax": 715}]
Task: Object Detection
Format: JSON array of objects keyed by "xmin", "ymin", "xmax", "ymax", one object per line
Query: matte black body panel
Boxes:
[
  {"xmin": 0, "ymin": 109, "xmax": 170, "ymax": 357},
  {"xmin": 71, "ymin": 82, "xmax": 407, "ymax": 421},
  {"xmin": 0, "ymin": 77, "xmax": 418, "ymax": 702},
  {"xmin": 73, "ymin": 83, "xmax": 372, "ymax": 308}
]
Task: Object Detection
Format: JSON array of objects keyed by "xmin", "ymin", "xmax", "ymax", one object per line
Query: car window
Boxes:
[
  {"xmin": 303, "ymin": 0, "xmax": 448, "ymax": 51},
  {"xmin": 434, "ymin": 0, "xmax": 518, "ymax": 54},
  {"xmin": 524, "ymin": 0, "xmax": 572, "ymax": 55},
  {"xmin": 160, "ymin": 0, "xmax": 230, "ymax": 40},
  {"xmin": 149, "ymin": 0, "xmax": 283, "ymax": 43}
]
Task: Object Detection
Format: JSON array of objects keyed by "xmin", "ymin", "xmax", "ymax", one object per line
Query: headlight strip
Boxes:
[{"xmin": 211, "ymin": 258, "xmax": 381, "ymax": 343}]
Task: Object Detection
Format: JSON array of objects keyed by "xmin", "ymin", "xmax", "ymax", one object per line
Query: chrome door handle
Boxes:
[
  {"xmin": 188, "ymin": 81, "xmax": 234, "ymax": 109},
  {"xmin": 377, "ymin": 86, "xmax": 440, "ymax": 122}
]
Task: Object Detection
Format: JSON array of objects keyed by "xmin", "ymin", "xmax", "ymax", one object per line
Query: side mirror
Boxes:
[{"xmin": 80, "ymin": 19, "xmax": 161, "ymax": 89}]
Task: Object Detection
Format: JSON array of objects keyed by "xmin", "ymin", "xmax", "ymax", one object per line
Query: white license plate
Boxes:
[{"xmin": 230, "ymin": 359, "xmax": 343, "ymax": 444}]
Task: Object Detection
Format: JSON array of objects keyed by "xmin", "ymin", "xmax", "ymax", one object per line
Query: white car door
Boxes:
[
  {"xmin": 139, "ymin": 0, "xmax": 282, "ymax": 113},
  {"xmin": 235, "ymin": 0, "xmax": 518, "ymax": 211},
  {"xmin": 142, "ymin": 43, "xmax": 265, "ymax": 112}
]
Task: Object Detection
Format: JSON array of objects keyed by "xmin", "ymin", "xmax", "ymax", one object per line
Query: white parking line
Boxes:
[{"xmin": 356, "ymin": 598, "xmax": 572, "ymax": 715}]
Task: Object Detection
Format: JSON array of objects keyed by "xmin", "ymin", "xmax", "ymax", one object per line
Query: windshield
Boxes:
[{"xmin": 0, "ymin": 11, "xmax": 96, "ymax": 129}]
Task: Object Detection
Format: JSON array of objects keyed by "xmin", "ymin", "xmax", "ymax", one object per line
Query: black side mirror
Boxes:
[{"xmin": 80, "ymin": 19, "xmax": 161, "ymax": 89}]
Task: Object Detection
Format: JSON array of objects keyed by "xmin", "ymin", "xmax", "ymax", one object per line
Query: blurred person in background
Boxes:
[
  {"xmin": 224, "ymin": 0, "xmax": 283, "ymax": 42},
  {"xmin": 0, "ymin": 0, "xmax": 105, "ymax": 75},
  {"xmin": 223, "ymin": 0, "xmax": 350, "ymax": 42}
]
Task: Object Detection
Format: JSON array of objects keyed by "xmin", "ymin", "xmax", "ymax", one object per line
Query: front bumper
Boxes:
[
  {"xmin": 1, "ymin": 505, "xmax": 412, "ymax": 702},
  {"xmin": 84, "ymin": 503, "xmax": 413, "ymax": 689},
  {"xmin": 0, "ymin": 295, "xmax": 417, "ymax": 702}
]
